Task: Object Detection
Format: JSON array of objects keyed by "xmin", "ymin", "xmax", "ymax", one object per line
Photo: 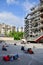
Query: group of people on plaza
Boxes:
[
  {"xmin": 3, "ymin": 54, "xmax": 20, "ymax": 61},
  {"xmin": 2, "ymin": 43, "xmax": 20, "ymax": 61},
  {"xmin": 21, "ymin": 46, "xmax": 34, "ymax": 54},
  {"xmin": 21, "ymin": 40, "xmax": 34, "ymax": 54},
  {"xmin": 1, "ymin": 41, "xmax": 34, "ymax": 62}
]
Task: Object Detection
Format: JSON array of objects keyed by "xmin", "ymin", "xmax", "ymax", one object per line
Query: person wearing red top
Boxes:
[{"xmin": 3, "ymin": 55, "xmax": 10, "ymax": 61}]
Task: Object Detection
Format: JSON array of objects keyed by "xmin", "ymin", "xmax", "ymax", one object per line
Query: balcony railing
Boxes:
[{"xmin": 27, "ymin": 32, "xmax": 43, "ymax": 41}]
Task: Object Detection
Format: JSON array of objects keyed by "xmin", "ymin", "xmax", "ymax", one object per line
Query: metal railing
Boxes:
[{"xmin": 27, "ymin": 32, "xmax": 43, "ymax": 41}]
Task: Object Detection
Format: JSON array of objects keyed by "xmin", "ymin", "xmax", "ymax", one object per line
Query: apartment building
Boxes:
[
  {"xmin": 0, "ymin": 23, "xmax": 24, "ymax": 36},
  {"xmin": 17, "ymin": 27, "xmax": 24, "ymax": 32},
  {"xmin": 25, "ymin": 0, "xmax": 43, "ymax": 42},
  {"xmin": 0, "ymin": 23, "xmax": 16, "ymax": 35}
]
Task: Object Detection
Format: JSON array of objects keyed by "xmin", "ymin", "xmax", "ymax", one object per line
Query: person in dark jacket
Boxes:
[{"xmin": 2, "ymin": 45, "xmax": 7, "ymax": 51}]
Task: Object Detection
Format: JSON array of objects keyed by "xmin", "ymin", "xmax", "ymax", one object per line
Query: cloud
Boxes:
[
  {"xmin": 22, "ymin": 0, "xmax": 36, "ymax": 14},
  {"xmin": 0, "ymin": 12, "xmax": 24, "ymax": 27},
  {"xmin": 6, "ymin": 0, "xmax": 19, "ymax": 5}
]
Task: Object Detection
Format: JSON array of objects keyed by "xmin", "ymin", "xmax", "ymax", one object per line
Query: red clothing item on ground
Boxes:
[
  {"xmin": 3, "ymin": 56, "xmax": 10, "ymax": 61},
  {"xmin": 29, "ymin": 49, "xmax": 34, "ymax": 54}
]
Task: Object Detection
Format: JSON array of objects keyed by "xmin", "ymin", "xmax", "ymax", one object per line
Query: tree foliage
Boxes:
[{"xmin": 8, "ymin": 31, "xmax": 24, "ymax": 40}]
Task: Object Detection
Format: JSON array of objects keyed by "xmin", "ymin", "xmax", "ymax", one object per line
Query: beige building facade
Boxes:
[
  {"xmin": 25, "ymin": 0, "xmax": 43, "ymax": 42},
  {"xmin": 0, "ymin": 23, "xmax": 16, "ymax": 35}
]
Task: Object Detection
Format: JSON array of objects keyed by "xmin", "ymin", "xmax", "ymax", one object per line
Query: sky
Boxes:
[{"xmin": 0, "ymin": 0, "xmax": 39, "ymax": 28}]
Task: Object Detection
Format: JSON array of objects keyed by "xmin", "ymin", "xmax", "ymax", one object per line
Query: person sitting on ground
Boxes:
[
  {"xmin": 14, "ymin": 43, "xmax": 16, "ymax": 45},
  {"xmin": 3, "ymin": 55, "xmax": 10, "ymax": 61},
  {"xmin": 27, "ymin": 48, "xmax": 34, "ymax": 54},
  {"xmin": 2, "ymin": 45, "xmax": 7, "ymax": 51},
  {"xmin": 21, "ymin": 46, "xmax": 24, "ymax": 51},
  {"xmin": 24, "ymin": 48, "xmax": 34, "ymax": 54},
  {"xmin": 10, "ymin": 54, "xmax": 20, "ymax": 61},
  {"xmin": 13, "ymin": 54, "xmax": 19, "ymax": 60},
  {"xmin": 3, "ymin": 54, "xmax": 20, "ymax": 61},
  {"xmin": 21, "ymin": 41, "xmax": 26, "ymax": 44}
]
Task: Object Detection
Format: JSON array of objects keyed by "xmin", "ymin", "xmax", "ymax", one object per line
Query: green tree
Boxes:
[{"xmin": 8, "ymin": 31, "xmax": 24, "ymax": 40}]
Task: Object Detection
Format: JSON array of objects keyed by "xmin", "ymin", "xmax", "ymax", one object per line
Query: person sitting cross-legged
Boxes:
[{"xmin": 2, "ymin": 45, "xmax": 7, "ymax": 51}]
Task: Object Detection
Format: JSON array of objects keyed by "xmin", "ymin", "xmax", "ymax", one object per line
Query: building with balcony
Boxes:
[
  {"xmin": 0, "ymin": 23, "xmax": 16, "ymax": 35},
  {"xmin": 24, "ymin": 0, "xmax": 43, "ymax": 43}
]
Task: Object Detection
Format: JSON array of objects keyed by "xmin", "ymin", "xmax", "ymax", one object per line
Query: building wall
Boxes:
[
  {"xmin": 0, "ymin": 23, "xmax": 16, "ymax": 35},
  {"xmin": 17, "ymin": 27, "xmax": 24, "ymax": 32},
  {"xmin": 0, "ymin": 37, "xmax": 14, "ymax": 40},
  {"xmin": 0, "ymin": 23, "xmax": 24, "ymax": 36},
  {"xmin": 25, "ymin": 0, "xmax": 43, "ymax": 42}
]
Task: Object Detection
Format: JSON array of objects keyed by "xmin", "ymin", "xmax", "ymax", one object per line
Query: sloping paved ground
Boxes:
[
  {"xmin": 0, "ymin": 54, "xmax": 43, "ymax": 65},
  {"xmin": 0, "ymin": 42, "xmax": 43, "ymax": 65}
]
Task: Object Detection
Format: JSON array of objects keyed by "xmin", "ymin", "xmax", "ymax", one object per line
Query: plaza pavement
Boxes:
[{"xmin": 0, "ymin": 41, "xmax": 43, "ymax": 65}]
